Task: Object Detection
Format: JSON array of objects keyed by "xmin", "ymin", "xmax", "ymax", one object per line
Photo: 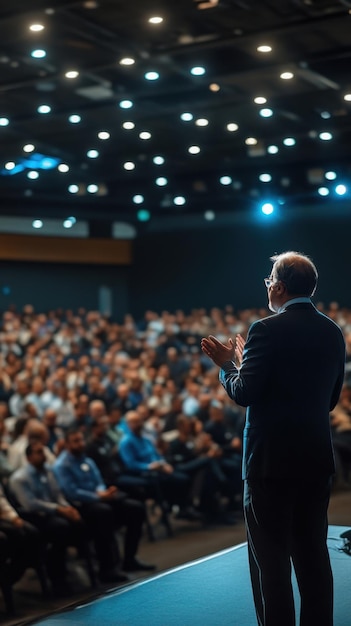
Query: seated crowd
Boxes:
[{"xmin": 0, "ymin": 301, "xmax": 350, "ymax": 599}]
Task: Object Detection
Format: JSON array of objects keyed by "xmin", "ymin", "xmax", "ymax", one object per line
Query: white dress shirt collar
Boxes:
[{"xmin": 278, "ymin": 297, "xmax": 311, "ymax": 314}]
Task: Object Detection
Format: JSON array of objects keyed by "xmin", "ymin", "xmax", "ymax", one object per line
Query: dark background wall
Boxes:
[
  {"xmin": 0, "ymin": 211, "xmax": 348, "ymax": 320},
  {"xmin": 129, "ymin": 212, "xmax": 348, "ymax": 317},
  {"xmin": 0, "ymin": 262, "xmax": 130, "ymax": 320}
]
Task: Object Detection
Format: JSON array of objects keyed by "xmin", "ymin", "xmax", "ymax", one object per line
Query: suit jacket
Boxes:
[{"xmin": 220, "ymin": 303, "xmax": 345, "ymax": 480}]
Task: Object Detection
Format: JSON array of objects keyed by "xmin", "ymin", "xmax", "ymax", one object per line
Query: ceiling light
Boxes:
[
  {"xmin": 280, "ymin": 72, "xmax": 294, "ymax": 80},
  {"xmin": 257, "ymin": 45, "xmax": 272, "ymax": 53},
  {"xmin": 23, "ymin": 144, "xmax": 35, "ymax": 152},
  {"xmin": 122, "ymin": 121, "xmax": 135, "ymax": 129},
  {"xmin": 63, "ymin": 219, "xmax": 73, "ymax": 228},
  {"xmin": 37, "ymin": 104, "xmax": 51, "ymax": 114},
  {"xmin": 137, "ymin": 209, "xmax": 150, "ymax": 222},
  {"xmin": 149, "ymin": 16, "xmax": 163, "ymax": 24},
  {"xmin": 320, "ymin": 111, "xmax": 331, "ymax": 119},
  {"xmin": 65, "ymin": 70, "xmax": 79, "ymax": 79},
  {"xmin": 69, "ymin": 114, "xmax": 81, "ymax": 123},
  {"xmin": 119, "ymin": 99, "xmax": 133, "ymax": 109},
  {"xmin": 0, "ymin": 117, "xmax": 9, "ymax": 126},
  {"xmin": 319, "ymin": 132, "xmax": 333, "ymax": 141},
  {"xmin": 227, "ymin": 123, "xmax": 239, "ymax": 132},
  {"xmin": 153, "ymin": 156, "xmax": 165, "ymax": 165},
  {"xmin": 30, "ymin": 24, "xmax": 45, "ymax": 32},
  {"xmin": 283, "ymin": 137, "xmax": 296, "ymax": 146},
  {"xmin": 204, "ymin": 210, "xmax": 215, "ymax": 221},
  {"xmin": 133, "ymin": 195, "xmax": 144, "ymax": 204},
  {"xmin": 318, "ymin": 187, "xmax": 329, "ymax": 196},
  {"xmin": 155, "ymin": 177, "xmax": 168, "ymax": 186},
  {"xmin": 98, "ymin": 131, "xmax": 110, "ymax": 140},
  {"xmin": 254, "ymin": 96, "xmax": 267, "ymax": 104},
  {"xmin": 261, "ymin": 203, "xmax": 274, "ymax": 215},
  {"xmin": 209, "ymin": 83, "xmax": 220, "ymax": 92},
  {"xmin": 245, "ymin": 137, "xmax": 258, "ymax": 145},
  {"xmin": 145, "ymin": 71, "xmax": 159, "ymax": 81},
  {"xmin": 180, "ymin": 113, "xmax": 193, "ymax": 121},
  {"xmin": 325, "ymin": 171, "xmax": 337, "ymax": 180},
  {"xmin": 188, "ymin": 145, "xmax": 201, "ymax": 154},
  {"xmin": 68, "ymin": 184, "xmax": 79, "ymax": 193},
  {"xmin": 120, "ymin": 57, "xmax": 135, "ymax": 66},
  {"xmin": 220, "ymin": 176, "xmax": 232, "ymax": 185},
  {"xmin": 259, "ymin": 108, "xmax": 273, "ymax": 118},
  {"xmin": 67, "ymin": 216, "xmax": 76, "ymax": 225},
  {"xmin": 124, "ymin": 161, "xmax": 135, "ymax": 170},
  {"xmin": 5, "ymin": 162, "xmax": 15, "ymax": 170},
  {"xmin": 195, "ymin": 118, "xmax": 209, "ymax": 126},
  {"xmin": 267, "ymin": 145, "xmax": 279, "ymax": 154},
  {"xmin": 335, "ymin": 184, "xmax": 347, "ymax": 195},
  {"xmin": 139, "ymin": 131, "xmax": 151, "ymax": 140},
  {"xmin": 173, "ymin": 196, "xmax": 186, "ymax": 205},
  {"xmin": 344, "ymin": 94, "xmax": 351, "ymax": 101},
  {"xmin": 87, "ymin": 149, "xmax": 99, "ymax": 158},
  {"xmin": 87, "ymin": 184, "xmax": 98, "ymax": 193},
  {"xmin": 31, "ymin": 49, "xmax": 46, "ymax": 58},
  {"xmin": 32, "ymin": 219, "xmax": 43, "ymax": 228},
  {"xmin": 259, "ymin": 173, "xmax": 272, "ymax": 182},
  {"xmin": 27, "ymin": 171, "xmax": 39, "ymax": 179},
  {"xmin": 190, "ymin": 66, "xmax": 206, "ymax": 76},
  {"xmin": 58, "ymin": 163, "xmax": 69, "ymax": 172}
]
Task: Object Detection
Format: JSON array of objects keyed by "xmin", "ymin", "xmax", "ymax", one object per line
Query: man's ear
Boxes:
[{"xmin": 275, "ymin": 281, "xmax": 285, "ymax": 294}]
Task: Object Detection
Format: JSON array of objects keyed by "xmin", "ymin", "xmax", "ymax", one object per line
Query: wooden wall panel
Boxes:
[{"xmin": 0, "ymin": 235, "xmax": 132, "ymax": 265}]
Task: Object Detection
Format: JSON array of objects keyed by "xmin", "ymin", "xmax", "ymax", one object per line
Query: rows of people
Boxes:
[{"xmin": 0, "ymin": 302, "xmax": 351, "ymax": 599}]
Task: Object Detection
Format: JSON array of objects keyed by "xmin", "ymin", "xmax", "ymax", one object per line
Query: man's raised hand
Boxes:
[{"xmin": 201, "ymin": 335, "xmax": 235, "ymax": 367}]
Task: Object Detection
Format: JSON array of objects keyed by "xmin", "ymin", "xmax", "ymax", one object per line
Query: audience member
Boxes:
[
  {"xmin": 42, "ymin": 408, "xmax": 65, "ymax": 453},
  {"xmin": 9, "ymin": 377, "xmax": 31, "ymax": 418},
  {"xmin": 8, "ymin": 419, "xmax": 56, "ymax": 470},
  {"xmin": 0, "ymin": 418, "xmax": 14, "ymax": 480},
  {"xmin": 203, "ymin": 400, "xmax": 242, "ymax": 510},
  {"xmin": 9, "ymin": 441, "xmax": 86, "ymax": 591},
  {"xmin": 53, "ymin": 428, "xmax": 156, "ymax": 579},
  {"xmin": 86, "ymin": 415, "xmax": 151, "ymax": 500},
  {"xmin": 119, "ymin": 411, "xmax": 197, "ymax": 518},
  {"xmin": 0, "ymin": 481, "xmax": 42, "ymax": 585}
]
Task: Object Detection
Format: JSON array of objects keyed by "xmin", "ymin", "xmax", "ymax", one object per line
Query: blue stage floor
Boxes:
[{"xmin": 27, "ymin": 525, "xmax": 351, "ymax": 626}]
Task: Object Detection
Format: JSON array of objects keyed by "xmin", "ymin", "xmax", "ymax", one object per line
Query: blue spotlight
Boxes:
[
  {"xmin": 335, "ymin": 184, "xmax": 347, "ymax": 196},
  {"xmin": 137, "ymin": 209, "xmax": 150, "ymax": 222},
  {"xmin": 261, "ymin": 202, "xmax": 275, "ymax": 215}
]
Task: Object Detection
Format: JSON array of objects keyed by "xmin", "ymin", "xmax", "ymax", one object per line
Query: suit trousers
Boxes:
[{"xmin": 244, "ymin": 475, "xmax": 333, "ymax": 626}]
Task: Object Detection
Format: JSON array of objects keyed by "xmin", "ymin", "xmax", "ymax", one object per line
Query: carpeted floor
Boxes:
[
  {"xmin": 22, "ymin": 525, "xmax": 351, "ymax": 626},
  {"xmin": 1, "ymin": 488, "xmax": 351, "ymax": 626}
]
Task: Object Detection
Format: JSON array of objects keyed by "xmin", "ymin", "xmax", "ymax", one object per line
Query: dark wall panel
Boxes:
[
  {"xmin": 129, "ymin": 215, "xmax": 349, "ymax": 316},
  {"xmin": 0, "ymin": 262, "xmax": 129, "ymax": 320},
  {"xmin": 0, "ymin": 214, "xmax": 349, "ymax": 320}
]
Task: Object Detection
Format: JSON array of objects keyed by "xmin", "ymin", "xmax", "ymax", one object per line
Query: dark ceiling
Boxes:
[{"xmin": 1, "ymin": 0, "xmax": 351, "ymax": 235}]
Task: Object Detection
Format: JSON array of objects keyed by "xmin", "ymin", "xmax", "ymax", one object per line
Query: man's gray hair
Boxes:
[{"xmin": 270, "ymin": 251, "xmax": 318, "ymax": 297}]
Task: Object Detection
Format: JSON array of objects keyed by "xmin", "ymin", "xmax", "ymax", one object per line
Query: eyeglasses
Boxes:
[{"xmin": 264, "ymin": 277, "xmax": 275, "ymax": 288}]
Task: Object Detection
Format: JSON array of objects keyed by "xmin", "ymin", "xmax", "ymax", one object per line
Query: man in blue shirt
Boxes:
[
  {"xmin": 53, "ymin": 428, "xmax": 155, "ymax": 581},
  {"xmin": 119, "ymin": 411, "xmax": 193, "ymax": 516}
]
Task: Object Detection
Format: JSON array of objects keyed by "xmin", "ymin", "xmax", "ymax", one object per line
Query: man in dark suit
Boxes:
[{"xmin": 201, "ymin": 251, "xmax": 345, "ymax": 626}]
